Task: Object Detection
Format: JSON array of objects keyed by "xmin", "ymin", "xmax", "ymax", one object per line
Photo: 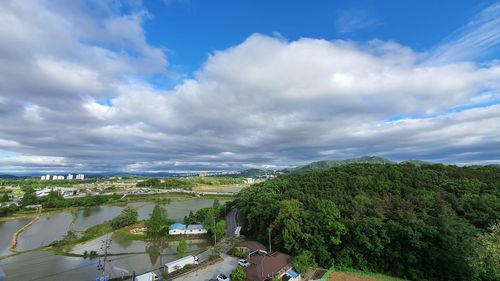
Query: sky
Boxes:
[{"xmin": 0, "ymin": 0, "xmax": 500, "ymax": 174}]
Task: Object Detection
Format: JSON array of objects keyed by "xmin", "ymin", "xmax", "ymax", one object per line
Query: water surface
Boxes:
[
  {"xmin": 16, "ymin": 212, "xmax": 73, "ymax": 251},
  {"xmin": 0, "ymin": 218, "xmax": 31, "ymax": 256}
]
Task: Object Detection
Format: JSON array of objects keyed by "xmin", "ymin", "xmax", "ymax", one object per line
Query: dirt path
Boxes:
[{"xmin": 9, "ymin": 207, "xmax": 42, "ymax": 251}]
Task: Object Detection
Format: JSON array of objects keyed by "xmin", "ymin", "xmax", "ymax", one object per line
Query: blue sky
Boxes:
[
  {"xmin": 0, "ymin": 0, "xmax": 500, "ymax": 173},
  {"xmin": 142, "ymin": 0, "xmax": 498, "ymax": 72}
]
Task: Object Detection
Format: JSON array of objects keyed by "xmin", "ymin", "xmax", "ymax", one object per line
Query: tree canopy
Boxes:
[
  {"xmin": 234, "ymin": 163, "xmax": 500, "ymax": 281},
  {"xmin": 177, "ymin": 237, "xmax": 188, "ymax": 256},
  {"xmin": 110, "ymin": 206, "xmax": 138, "ymax": 229},
  {"xmin": 147, "ymin": 204, "xmax": 167, "ymax": 238}
]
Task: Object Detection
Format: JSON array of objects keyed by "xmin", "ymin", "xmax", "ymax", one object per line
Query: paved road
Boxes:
[
  {"xmin": 226, "ymin": 208, "xmax": 238, "ymax": 237},
  {"xmin": 173, "ymin": 254, "xmax": 238, "ymax": 281},
  {"xmin": 197, "ymin": 208, "xmax": 239, "ymax": 262},
  {"xmin": 135, "ymin": 209, "xmax": 241, "ymax": 280}
]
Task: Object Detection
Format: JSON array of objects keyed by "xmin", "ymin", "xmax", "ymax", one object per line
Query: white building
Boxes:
[
  {"xmin": 75, "ymin": 174, "xmax": 85, "ymax": 180},
  {"xmin": 67, "ymin": 174, "xmax": 74, "ymax": 180},
  {"xmin": 35, "ymin": 187, "xmax": 78, "ymax": 198},
  {"xmin": 168, "ymin": 223, "xmax": 207, "ymax": 235},
  {"xmin": 57, "ymin": 175, "xmax": 64, "ymax": 180},
  {"xmin": 52, "ymin": 175, "xmax": 58, "ymax": 180},
  {"xmin": 35, "ymin": 188, "xmax": 52, "ymax": 197},
  {"xmin": 244, "ymin": 177, "xmax": 255, "ymax": 184},
  {"xmin": 41, "ymin": 175, "xmax": 46, "ymax": 180}
]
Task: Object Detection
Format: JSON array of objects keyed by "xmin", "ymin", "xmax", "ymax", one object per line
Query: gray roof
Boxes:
[{"xmin": 186, "ymin": 224, "xmax": 204, "ymax": 230}]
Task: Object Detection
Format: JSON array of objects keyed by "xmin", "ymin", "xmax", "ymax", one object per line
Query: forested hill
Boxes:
[
  {"xmin": 234, "ymin": 164, "xmax": 500, "ymax": 281},
  {"xmin": 288, "ymin": 156, "xmax": 395, "ymax": 173}
]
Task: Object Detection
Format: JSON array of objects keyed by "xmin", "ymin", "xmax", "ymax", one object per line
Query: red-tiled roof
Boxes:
[
  {"xmin": 244, "ymin": 251, "xmax": 292, "ymax": 281},
  {"xmin": 235, "ymin": 241, "xmax": 266, "ymax": 252}
]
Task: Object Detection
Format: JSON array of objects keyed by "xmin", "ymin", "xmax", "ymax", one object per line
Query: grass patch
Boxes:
[
  {"xmin": 330, "ymin": 267, "xmax": 406, "ymax": 281},
  {"xmin": 51, "ymin": 222, "xmax": 114, "ymax": 252}
]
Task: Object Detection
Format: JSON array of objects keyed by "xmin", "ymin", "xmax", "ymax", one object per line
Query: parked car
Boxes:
[
  {"xmin": 238, "ymin": 259, "xmax": 250, "ymax": 268},
  {"xmin": 216, "ymin": 273, "xmax": 230, "ymax": 281}
]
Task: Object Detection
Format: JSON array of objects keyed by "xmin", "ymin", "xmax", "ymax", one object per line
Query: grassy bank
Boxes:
[
  {"xmin": 51, "ymin": 222, "xmax": 114, "ymax": 252},
  {"xmin": 325, "ymin": 267, "xmax": 406, "ymax": 281}
]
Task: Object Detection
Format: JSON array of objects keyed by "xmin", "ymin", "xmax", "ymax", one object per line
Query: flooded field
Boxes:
[
  {"xmin": 0, "ymin": 197, "xmax": 222, "ymax": 254},
  {"xmin": 0, "ymin": 197, "xmax": 223, "ymax": 280},
  {"xmin": 0, "ymin": 218, "xmax": 31, "ymax": 256}
]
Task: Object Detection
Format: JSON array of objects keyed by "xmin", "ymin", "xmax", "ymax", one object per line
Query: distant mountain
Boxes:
[
  {"xmin": 0, "ymin": 174, "xmax": 19, "ymax": 179},
  {"xmin": 238, "ymin": 168, "xmax": 275, "ymax": 178},
  {"xmin": 289, "ymin": 156, "xmax": 395, "ymax": 173}
]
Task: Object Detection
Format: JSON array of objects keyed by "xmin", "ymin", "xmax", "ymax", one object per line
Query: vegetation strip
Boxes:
[{"xmin": 9, "ymin": 207, "xmax": 41, "ymax": 251}]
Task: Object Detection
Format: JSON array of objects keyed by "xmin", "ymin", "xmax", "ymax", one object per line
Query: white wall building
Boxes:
[
  {"xmin": 168, "ymin": 223, "xmax": 207, "ymax": 235},
  {"xmin": 67, "ymin": 174, "xmax": 74, "ymax": 180},
  {"xmin": 75, "ymin": 174, "xmax": 85, "ymax": 180},
  {"xmin": 52, "ymin": 175, "xmax": 58, "ymax": 180},
  {"xmin": 36, "ymin": 188, "xmax": 52, "ymax": 197}
]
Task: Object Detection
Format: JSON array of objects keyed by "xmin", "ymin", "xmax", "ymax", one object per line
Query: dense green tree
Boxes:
[
  {"xmin": 203, "ymin": 208, "xmax": 215, "ymax": 232},
  {"xmin": 234, "ymin": 164, "xmax": 500, "ymax": 281},
  {"xmin": 177, "ymin": 238, "xmax": 188, "ymax": 256},
  {"xmin": 230, "ymin": 266, "xmax": 247, "ymax": 281},
  {"xmin": 147, "ymin": 204, "xmax": 167, "ymax": 238},
  {"xmin": 44, "ymin": 190, "xmax": 64, "ymax": 208},
  {"xmin": 184, "ymin": 210, "xmax": 195, "ymax": 224},
  {"xmin": 213, "ymin": 219, "xmax": 227, "ymax": 242},
  {"xmin": 271, "ymin": 199, "xmax": 310, "ymax": 254},
  {"xmin": 1, "ymin": 193, "xmax": 9, "ymax": 202},
  {"xmin": 21, "ymin": 187, "xmax": 37, "ymax": 206},
  {"xmin": 469, "ymin": 221, "xmax": 500, "ymax": 281},
  {"xmin": 110, "ymin": 206, "xmax": 138, "ymax": 229},
  {"xmin": 0, "ymin": 204, "xmax": 17, "ymax": 216},
  {"xmin": 293, "ymin": 250, "xmax": 316, "ymax": 273}
]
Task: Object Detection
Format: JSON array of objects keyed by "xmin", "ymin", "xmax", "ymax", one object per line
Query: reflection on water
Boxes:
[
  {"xmin": 17, "ymin": 212, "xmax": 73, "ymax": 251},
  {"xmin": 69, "ymin": 232, "xmax": 209, "ymax": 256},
  {"xmin": 73, "ymin": 205, "xmax": 123, "ymax": 231},
  {"xmin": 0, "ymin": 247, "xmax": 207, "ymax": 281},
  {"xmin": 0, "ymin": 218, "xmax": 31, "ymax": 256},
  {"xmin": 1, "ymin": 197, "xmax": 224, "ymax": 256}
]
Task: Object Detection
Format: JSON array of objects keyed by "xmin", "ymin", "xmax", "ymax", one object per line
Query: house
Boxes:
[
  {"xmin": 168, "ymin": 223, "xmax": 207, "ymax": 235},
  {"xmin": 244, "ymin": 251, "xmax": 301, "ymax": 281},
  {"xmin": 35, "ymin": 188, "xmax": 52, "ymax": 198},
  {"xmin": 0, "ymin": 201, "xmax": 21, "ymax": 208},
  {"xmin": 35, "ymin": 187, "xmax": 78, "ymax": 198},
  {"xmin": 59, "ymin": 187, "xmax": 78, "ymax": 198},
  {"xmin": 235, "ymin": 241, "xmax": 266, "ymax": 255}
]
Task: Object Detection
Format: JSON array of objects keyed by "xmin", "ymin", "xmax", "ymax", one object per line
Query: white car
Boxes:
[
  {"xmin": 238, "ymin": 259, "xmax": 250, "ymax": 268},
  {"xmin": 216, "ymin": 273, "xmax": 230, "ymax": 281}
]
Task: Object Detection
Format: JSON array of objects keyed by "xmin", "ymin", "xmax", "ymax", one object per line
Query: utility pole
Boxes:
[
  {"xmin": 213, "ymin": 214, "xmax": 217, "ymax": 245},
  {"xmin": 98, "ymin": 234, "xmax": 112, "ymax": 277},
  {"xmin": 268, "ymin": 228, "xmax": 272, "ymax": 253}
]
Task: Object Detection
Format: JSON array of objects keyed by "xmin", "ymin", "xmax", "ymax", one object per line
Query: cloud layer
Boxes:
[{"xmin": 0, "ymin": 0, "xmax": 499, "ymax": 173}]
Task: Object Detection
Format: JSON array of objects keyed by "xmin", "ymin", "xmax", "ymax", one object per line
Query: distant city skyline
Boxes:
[{"xmin": 1, "ymin": 0, "xmax": 500, "ymax": 173}]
